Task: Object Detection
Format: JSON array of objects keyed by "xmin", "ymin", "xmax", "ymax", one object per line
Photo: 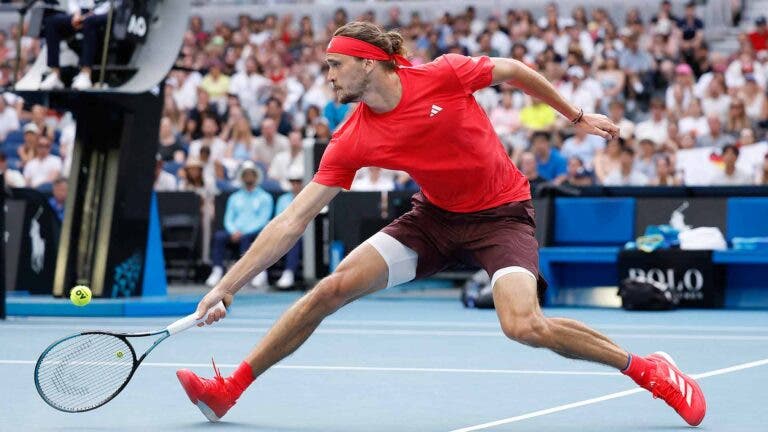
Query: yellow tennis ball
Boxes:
[{"xmin": 70, "ymin": 285, "xmax": 92, "ymax": 307}]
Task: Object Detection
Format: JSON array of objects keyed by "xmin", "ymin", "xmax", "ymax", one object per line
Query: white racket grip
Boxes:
[{"xmin": 167, "ymin": 300, "xmax": 226, "ymax": 335}]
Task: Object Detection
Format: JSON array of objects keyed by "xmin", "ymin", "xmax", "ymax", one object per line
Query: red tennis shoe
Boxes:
[
  {"xmin": 642, "ymin": 352, "xmax": 707, "ymax": 426},
  {"xmin": 176, "ymin": 359, "xmax": 240, "ymax": 422}
]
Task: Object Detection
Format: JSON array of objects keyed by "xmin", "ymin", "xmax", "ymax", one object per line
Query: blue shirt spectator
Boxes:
[
  {"xmin": 323, "ymin": 99, "xmax": 350, "ymax": 131},
  {"xmin": 224, "ymin": 185, "xmax": 274, "ymax": 235},
  {"xmin": 531, "ymin": 132, "xmax": 567, "ymax": 181}
]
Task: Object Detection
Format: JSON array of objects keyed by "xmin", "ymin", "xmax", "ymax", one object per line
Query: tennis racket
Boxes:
[{"xmin": 34, "ymin": 301, "xmax": 226, "ymax": 413}]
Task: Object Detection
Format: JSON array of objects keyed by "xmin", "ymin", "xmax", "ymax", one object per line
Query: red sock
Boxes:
[
  {"xmin": 621, "ymin": 353, "xmax": 654, "ymax": 386},
  {"xmin": 227, "ymin": 362, "xmax": 255, "ymax": 396}
]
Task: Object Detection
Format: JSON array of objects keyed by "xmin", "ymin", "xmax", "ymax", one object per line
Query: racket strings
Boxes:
[{"xmin": 36, "ymin": 334, "xmax": 134, "ymax": 412}]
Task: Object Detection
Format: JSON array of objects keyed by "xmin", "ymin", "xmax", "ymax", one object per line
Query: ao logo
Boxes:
[{"xmin": 128, "ymin": 15, "xmax": 147, "ymax": 37}]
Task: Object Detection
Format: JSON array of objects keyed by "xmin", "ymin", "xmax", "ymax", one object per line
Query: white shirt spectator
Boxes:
[
  {"xmin": 725, "ymin": 60, "xmax": 767, "ymax": 89},
  {"xmin": 268, "ymin": 149, "xmax": 305, "ymax": 191},
  {"xmin": 229, "ymin": 72, "xmax": 271, "ymax": 126},
  {"xmin": 709, "ymin": 168, "xmax": 753, "ymax": 185},
  {"xmin": 678, "ymin": 115, "xmax": 709, "ymax": 137},
  {"xmin": 253, "ymin": 133, "xmax": 290, "ymax": 165},
  {"xmin": 154, "ymin": 171, "xmax": 178, "ymax": 191},
  {"xmin": 351, "ymin": 168, "xmax": 395, "ymax": 192},
  {"xmin": 559, "ymin": 79, "xmax": 603, "ymax": 114},
  {"xmin": 0, "ymin": 103, "xmax": 19, "ymax": 141},
  {"xmin": 604, "ymin": 169, "xmax": 649, "ymax": 186},
  {"xmin": 2, "ymin": 168, "xmax": 25, "ymax": 188},
  {"xmin": 189, "ymin": 137, "xmax": 227, "ymax": 162},
  {"xmin": 173, "ymin": 71, "xmax": 202, "ymax": 111},
  {"xmin": 635, "ymin": 117, "xmax": 669, "ymax": 146},
  {"xmin": 23, "ymin": 155, "xmax": 62, "ymax": 188},
  {"xmin": 701, "ymin": 94, "xmax": 731, "ymax": 122}
]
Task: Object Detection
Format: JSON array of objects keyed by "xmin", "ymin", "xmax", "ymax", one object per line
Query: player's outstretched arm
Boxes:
[
  {"xmin": 196, "ymin": 182, "xmax": 341, "ymax": 323},
  {"xmin": 489, "ymin": 57, "xmax": 618, "ymax": 140}
]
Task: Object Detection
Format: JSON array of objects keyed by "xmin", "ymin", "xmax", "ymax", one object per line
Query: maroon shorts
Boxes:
[{"xmin": 381, "ymin": 192, "xmax": 547, "ymax": 294}]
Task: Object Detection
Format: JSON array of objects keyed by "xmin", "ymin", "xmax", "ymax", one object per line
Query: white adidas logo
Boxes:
[
  {"xmin": 668, "ymin": 368, "xmax": 693, "ymax": 407},
  {"xmin": 429, "ymin": 104, "xmax": 443, "ymax": 117}
]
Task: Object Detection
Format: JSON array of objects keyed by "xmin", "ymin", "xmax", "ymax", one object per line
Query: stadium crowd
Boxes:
[{"xmin": 2, "ymin": 1, "xmax": 768, "ymax": 281}]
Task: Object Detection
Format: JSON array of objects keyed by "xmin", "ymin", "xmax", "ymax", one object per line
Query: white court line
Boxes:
[
  {"xmin": 7, "ymin": 317, "xmax": 768, "ymax": 333},
  {"xmin": 449, "ymin": 357, "xmax": 768, "ymax": 432},
  {"xmin": 0, "ymin": 359, "xmax": 618, "ymax": 376},
  {"xmin": 3, "ymin": 323, "xmax": 768, "ymax": 341}
]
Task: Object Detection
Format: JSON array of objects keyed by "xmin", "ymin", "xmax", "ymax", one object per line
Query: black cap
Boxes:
[{"xmin": 756, "ymin": 16, "xmax": 767, "ymax": 26}]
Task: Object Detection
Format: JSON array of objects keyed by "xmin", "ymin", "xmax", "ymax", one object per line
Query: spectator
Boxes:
[
  {"xmin": 593, "ymin": 137, "xmax": 624, "ymax": 184},
  {"xmin": 635, "ymin": 98, "xmax": 669, "ymax": 146},
  {"xmin": 701, "ymin": 76, "xmax": 731, "ymax": 121},
  {"xmin": 738, "ymin": 128, "xmax": 757, "ymax": 146},
  {"xmin": 351, "ymin": 167, "xmax": 395, "ymax": 191},
  {"xmin": 709, "ymin": 144, "xmax": 752, "ymax": 185},
  {"xmin": 0, "ymin": 95, "xmax": 19, "ymax": 141},
  {"xmin": 755, "ymin": 152, "xmax": 768, "ymax": 185},
  {"xmin": 725, "ymin": 100, "xmax": 752, "ymax": 137},
  {"xmin": 562, "ymin": 66, "xmax": 603, "ymax": 115},
  {"xmin": 651, "ymin": 1, "xmax": 679, "ymax": 35},
  {"xmin": 519, "ymin": 96, "xmax": 557, "ymax": 131},
  {"xmin": 199, "ymin": 59, "xmax": 231, "ymax": 106},
  {"xmin": 740, "ymin": 75, "xmax": 768, "ymax": 126},
  {"xmin": 489, "ymin": 88, "xmax": 523, "ymax": 153},
  {"xmin": 48, "ymin": 177, "xmax": 67, "ymax": 221},
  {"xmin": 561, "ymin": 127, "xmax": 606, "ymax": 168},
  {"xmin": 273, "ymin": 165, "xmax": 306, "ymax": 289},
  {"xmin": 154, "ymin": 155, "xmax": 178, "ymax": 192},
  {"xmin": 698, "ymin": 115, "xmax": 736, "ymax": 148},
  {"xmin": 649, "ymin": 154, "xmax": 682, "ymax": 185},
  {"xmin": 39, "ymin": 1, "xmax": 111, "ymax": 90},
  {"xmin": 229, "ymin": 57, "xmax": 271, "ymax": 127},
  {"xmin": 607, "ymin": 100, "xmax": 635, "ymax": 141},
  {"xmin": 556, "ymin": 155, "xmax": 594, "ymax": 187},
  {"xmin": 678, "ymin": 98, "xmax": 709, "ymax": 138},
  {"xmin": 17, "ymin": 122, "xmax": 39, "ymax": 168},
  {"xmin": 666, "ymin": 63, "xmax": 695, "ymax": 113},
  {"xmin": 30, "ymin": 105, "xmax": 55, "ymax": 140},
  {"xmin": 23, "ymin": 135, "xmax": 61, "ymax": 188},
  {"xmin": 323, "ymin": 93, "xmax": 350, "ymax": 131},
  {"xmin": 207, "ymin": 161, "xmax": 274, "ymax": 288},
  {"xmin": 725, "ymin": 52, "xmax": 766, "ymax": 90},
  {"xmin": 595, "ymin": 52, "xmax": 625, "ymax": 112},
  {"xmin": 179, "ymin": 157, "xmax": 217, "ymax": 262},
  {"xmin": 0, "ymin": 152, "xmax": 25, "ymax": 187},
  {"xmin": 264, "ymin": 97, "xmax": 293, "ymax": 136},
  {"xmin": 225, "ymin": 116, "xmax": 258, "ymax": 163},
  {"xmin": 158, "ymin": 116, "xmax": 186, "ymax": 163},
  {"xmin": 253, "ymin": 118, "xmax": 289, "ymax": 165},
  {"xmin": 188, "ymin": 89, "xmax": 220, "ymax": 140},
  {"xmin": 519, "ymin": 151, "xmax": 547, "ymax": 197},
  {"xmin": 189, "ymin": 116, "xmax": 227, "ymax": 163},
  {"xmin": 532, "ymin": 131, "xmax": 567, "ymax": 182},
  {"xmin": 268, "ymin": 130, "xmax": 305, "ymax": 191},
  {"xmin": 748, "ymin": 16, "xmax": 768, "ymax": 54},
  {"xmin": 635, "ymin": 138, "xmax": 658, "ymax": 179},
  {"xmin": 677, "ymin": 1, "xmax": 704, "ymax": 51},
  {"xmin": 604, "ymin": 146, "xmax": 648, "ymax": 185}
]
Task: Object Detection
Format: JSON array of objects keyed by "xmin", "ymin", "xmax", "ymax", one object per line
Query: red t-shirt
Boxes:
[{"xmin": 313, "ymin": 54, "xmax": 531, "ymax": 213}]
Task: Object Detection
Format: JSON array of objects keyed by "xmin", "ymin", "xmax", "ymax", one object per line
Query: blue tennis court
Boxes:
[{"xmin": 2, "ymin": 292, "xmax": 767, "ymax": 431}]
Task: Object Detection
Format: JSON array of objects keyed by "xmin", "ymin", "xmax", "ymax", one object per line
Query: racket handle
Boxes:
[{"xmin": 167, "ymin": 300, "xmax": 226, "ymax": 335}]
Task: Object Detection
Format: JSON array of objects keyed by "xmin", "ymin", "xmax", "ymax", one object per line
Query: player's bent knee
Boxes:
[
  {"xmin": 499, "ymin": 315, "xmax": 549, "ymax": 348},
  {"xmin": 309, "ymin": 273, "xmax": 351, "ymax": 314}
]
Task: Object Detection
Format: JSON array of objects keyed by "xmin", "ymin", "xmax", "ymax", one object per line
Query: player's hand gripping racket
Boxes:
[{"xmin": 34, "ymin": 301, "xmax": 226, "ymax": 412}]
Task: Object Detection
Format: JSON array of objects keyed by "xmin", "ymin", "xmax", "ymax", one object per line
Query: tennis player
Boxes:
[{"xmin": 177, "ymin": 22, "xmax": 706, "ymax": 426}]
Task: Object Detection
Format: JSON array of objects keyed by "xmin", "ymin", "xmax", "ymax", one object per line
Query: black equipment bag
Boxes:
[{"xmin": 618, "ymin": 277, "xmax": 679, "ymax": 311}]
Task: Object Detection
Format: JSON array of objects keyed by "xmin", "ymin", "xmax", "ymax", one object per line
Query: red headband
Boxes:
[{"xmin": 327, "ymin": 36, "xmax": 412, "ymax": 67}]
